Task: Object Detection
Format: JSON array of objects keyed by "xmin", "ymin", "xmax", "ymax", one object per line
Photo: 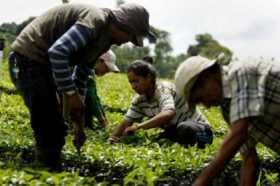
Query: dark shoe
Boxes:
[{"xmin": 35, "ymin": 147, "xmax": 62, "ymax": 172}]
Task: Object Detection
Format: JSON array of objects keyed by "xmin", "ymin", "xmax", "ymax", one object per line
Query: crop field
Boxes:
[{"xmin": 0, "ymin": 61, "xmax": 279, "ymax": 186}]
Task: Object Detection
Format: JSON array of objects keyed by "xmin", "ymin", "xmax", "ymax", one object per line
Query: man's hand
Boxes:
[
  {"xmin": 73, "ymin": 125, "xmax": 86, "ymax": 154},
  {"xmin": 66, "ymin": 92, "xmax": 85, "ymax": 122},
  {"xmin": 63, "ymin": 91, "xmax": 86, "ymax": 153},
  {"xmin": 72, "ymin": 116, "xmax": 86, "ymax": 154}
]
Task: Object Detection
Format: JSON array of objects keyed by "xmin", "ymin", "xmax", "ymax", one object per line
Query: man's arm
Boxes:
[
  {"xmin": 48, "ymin": 24, "xmax": 92, "ymax": 151},
  {"xmin": 192, "ymin": 118, "xmax": 250, "ymax": 186},
  {"xmin": 48, "ymin": 24, "xmax": 92, "ymax": 120},
  {"xmin": 48, "ymin": 24, "xmax": 91, "ymax": 93}
]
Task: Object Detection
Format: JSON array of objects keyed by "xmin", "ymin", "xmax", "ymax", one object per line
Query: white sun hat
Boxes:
[
  {"xmin": 174, "ymin": 56, "xmax": 217, "ymax": 103},
  {"xmin": 100, "ymin": 50, "xmax": 120, "ymax": 72}
]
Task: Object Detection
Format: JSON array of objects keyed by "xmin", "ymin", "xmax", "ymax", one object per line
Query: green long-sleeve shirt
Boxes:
[{"xmin": 86, "ymin": 77, "xmax": 105, "ymax": 120}]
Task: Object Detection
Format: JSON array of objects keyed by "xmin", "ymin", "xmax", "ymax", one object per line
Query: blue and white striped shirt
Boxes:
[{"xmin": 48, "ymin": 24, "xmax": 92, "ymax": 95}]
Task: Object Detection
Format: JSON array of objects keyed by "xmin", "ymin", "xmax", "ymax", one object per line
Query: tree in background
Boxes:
[
  {"xmin": 152, "ymin": 27, "xmax": 187, "ymax": 78},
  {"xmin": 0, "ymin": 16, "xmax": 36, "ymax": 59},
  {"xmin": 0, "ymin": 22, "xmax": 17, "ymax": 44},
  {"xmin": 0, "ymin": 22, "xmax": 17, "ymax": 36},
  {"xmin": 62, "ymin": 0, "xmax": 69, "ymax": 4},
  {"xmin": 187, "ymin": 33, "xmax": 233, "ymax": 64},
  {"xmin": 0, "ymin": 22, "xmax": 17, "ymax": 59},
  {"xmin": 153, "ymin": 27, "xmax": 173, "ymax": 64},
  {"xmin": 111, "ymin": 26, "xmax": 187, "ymax": 78},
  {"xmin": 112, "ymin": 45, "xmax": 150, "ymax": 72},
  {"xmin": 116, "ymin": 0, "xmax": 125, "ymax": 7}
]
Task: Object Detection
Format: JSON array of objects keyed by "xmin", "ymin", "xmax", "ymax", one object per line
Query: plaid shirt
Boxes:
[
  {"xmin": 125, "ymin": 81, "xmax": 208, "ymax": 128},
  {"xmin": 221, "ymin": 59, "xmax": 280, "ymax": 154}
]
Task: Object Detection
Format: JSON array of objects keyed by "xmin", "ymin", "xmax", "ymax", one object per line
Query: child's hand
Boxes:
[
  {"xmin": 98, "ymin": 116, "xmax": 107, "ymax": 128},
  {"xmin": 108, "ymin": 135, "xmax": 120, "ymax": 144},
  {"xmin": 124, "ymin": 124, "xmax": 139, "ymax": 134}
]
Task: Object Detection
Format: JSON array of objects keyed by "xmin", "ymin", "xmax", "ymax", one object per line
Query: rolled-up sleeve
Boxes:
[{"xmin": 159, "ymin": 88, "xmax": 176, "ymax": 112}]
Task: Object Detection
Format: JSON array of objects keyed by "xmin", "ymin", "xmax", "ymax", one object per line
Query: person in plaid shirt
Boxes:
[{"xmin": 175, "ymin": 56, "xmax": 280, "ymax": 186}]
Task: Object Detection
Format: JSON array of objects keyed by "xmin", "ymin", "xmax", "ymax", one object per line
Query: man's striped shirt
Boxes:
[{"xmin": 48, "ymin": 24, "xmax": 92, "ymax": 95}]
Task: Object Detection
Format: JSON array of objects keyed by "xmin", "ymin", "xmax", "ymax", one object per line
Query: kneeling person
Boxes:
[{"xmin": 110, "ymin": 59, "xmax": 213, "ymax": 147}]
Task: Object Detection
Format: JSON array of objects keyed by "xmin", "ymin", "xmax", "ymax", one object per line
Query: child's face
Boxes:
[
  {"xmin": 94, "ymin": 58, "xmax": 110, "ymax": 76},
  {"xmin": 127, "ymin": 71, "xmax": 153, "ymax": 95}
]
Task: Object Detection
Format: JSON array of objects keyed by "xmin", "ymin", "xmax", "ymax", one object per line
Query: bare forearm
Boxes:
[
  {"xmin": 193, "ymin": 119, "xmax": 249, "ymax": 185},
  {"xmin": 111, "ymin": 120, "xmax": 131, "ymax": 138},
  {"xmin": 196, "ymin": 133, "xmax": 245, "ymax": 184},
  {"xmin": 138, "ymin": 110, "xmax": 175, "ymax": 130}
]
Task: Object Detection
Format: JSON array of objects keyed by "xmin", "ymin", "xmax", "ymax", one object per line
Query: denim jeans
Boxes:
[{"xmin": 14, "ymin": 52, "xmax": 67, "ymax": 168}]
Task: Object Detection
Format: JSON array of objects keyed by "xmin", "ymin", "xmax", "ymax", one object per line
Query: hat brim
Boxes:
[
  {"xmin": 131, "ymin": 36, "xmax": 144, "ymax": 47},
  {"xmin": 184, "ymin": 76, "xmax": 199, "ymax": 110},
  {"xmin": 104, "ymin": 61, "xmax": 120, "ymax": 73},
  {"xmin": 147, "ymin": 31, "xmax": 157, "ymax": 43},
  {"xmin": 183, "ymin": 59, "xmax": 217, "ymax": 108},
  {"xmin": 131, "ymin": 30, "xmax": 156, "ymax": 47}
]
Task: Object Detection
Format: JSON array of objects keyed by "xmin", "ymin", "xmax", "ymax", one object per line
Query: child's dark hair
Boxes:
[
  {"xmin": 127, "ymin": 60, "xmax": 158, "ymax": 85},
  {"xmin": 142, "ymin": 56, "xmax": 154, "ymax": 64}
]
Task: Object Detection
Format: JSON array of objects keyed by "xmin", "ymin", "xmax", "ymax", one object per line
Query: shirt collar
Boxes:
[{"xmin": 141, "ymin": 81, "xmax": 159, "ymax": 101}]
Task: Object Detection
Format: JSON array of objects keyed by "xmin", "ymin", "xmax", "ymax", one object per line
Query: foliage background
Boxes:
[
  {"xmin": 0, "ymin": 2, "xmax": 278, "ymax": 184},
  {"xmin": 0, "ymin": 60, "xmax": 279, "ymax": 185}
]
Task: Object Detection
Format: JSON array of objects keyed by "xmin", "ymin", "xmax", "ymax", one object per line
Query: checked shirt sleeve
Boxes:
[
  {"xmin": 158, "ymin": 85, "xmax": 176, "ymax": 112},
  {"xmin": 125, "ymin": 97, "xmax": 145, "ymax": 123},
  {"xmin": 48, "ymin": 24, "xmax": 91, "ymax": 93},
  {"xmin": 229, "ymin": 68, "xmax": 266, "ymax": 124}
]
